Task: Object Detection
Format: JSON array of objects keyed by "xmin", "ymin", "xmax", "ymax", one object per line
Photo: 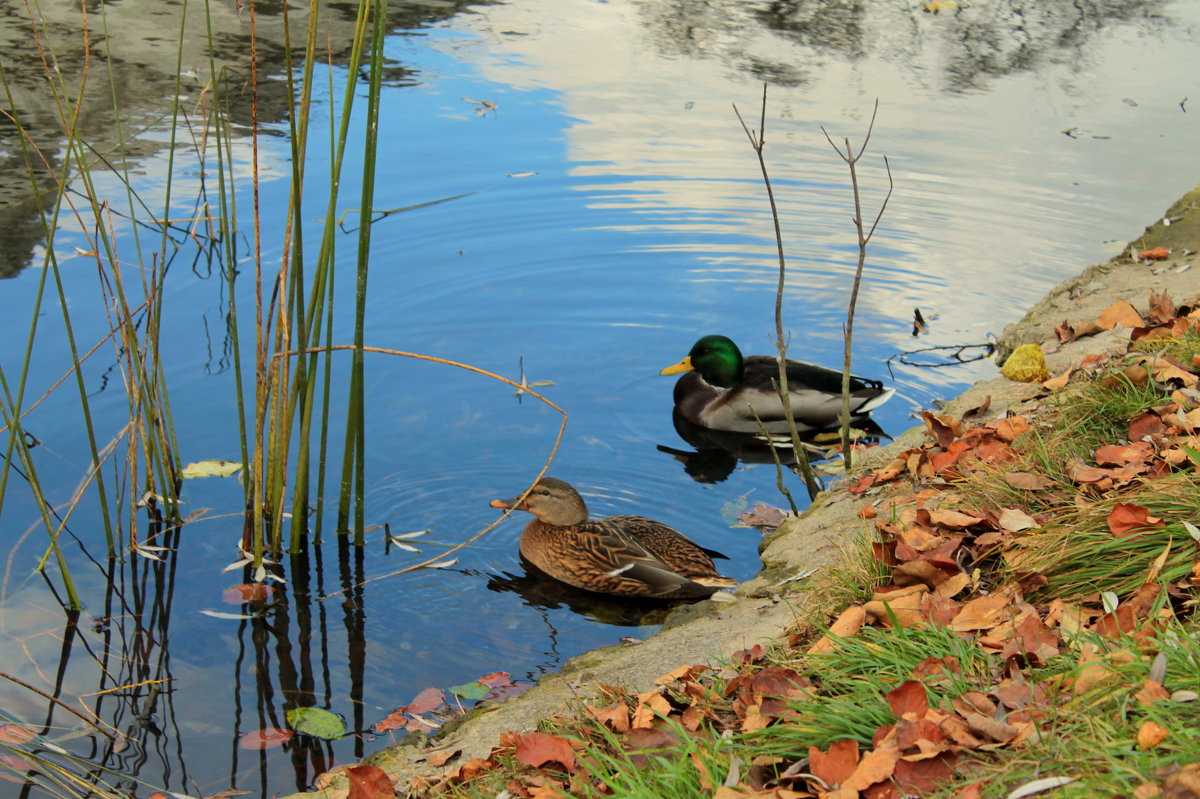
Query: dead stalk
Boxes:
[
  {"xmin": 821, "ymin": 101, "xmax": 893, "ymax": 470},
  {"xmin": 733, "ymin": 85, "xmax": 820, "ymax": 503}
]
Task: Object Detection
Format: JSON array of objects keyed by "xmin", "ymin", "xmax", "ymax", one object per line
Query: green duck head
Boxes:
[{"xmin": 659, "ymin": 335, "xmax": 745, "ymax": 389}]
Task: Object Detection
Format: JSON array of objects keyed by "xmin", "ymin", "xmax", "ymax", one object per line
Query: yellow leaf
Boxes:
[{"xmin": 1001, "ymin": 345, "xmax": 1049, "ymax": 383}]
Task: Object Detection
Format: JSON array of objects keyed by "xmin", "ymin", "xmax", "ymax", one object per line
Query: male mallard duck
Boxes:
[
  {"xmin": 489, "ymin": 477, "xmax": 736, "ymax": 599},
  {"xmin": 660, "ymin": 334, "xmax": 894, "ymax": 434}
]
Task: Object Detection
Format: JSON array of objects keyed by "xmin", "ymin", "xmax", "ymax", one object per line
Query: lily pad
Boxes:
[
  {"xmin": 449, "ymin": 681, "xmax": 489, "ymax": 701},
  {"xmin": 285, "ymin": 707, "xmax": 345, "ymax": 739}
]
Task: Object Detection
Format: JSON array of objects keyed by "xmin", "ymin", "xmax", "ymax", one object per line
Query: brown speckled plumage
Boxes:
[{"xmin": 489, "ymin": 477, "xmax": 736, "ymax": 599}]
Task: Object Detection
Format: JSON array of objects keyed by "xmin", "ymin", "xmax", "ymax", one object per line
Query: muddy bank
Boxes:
[{"xmin": 292, "ymin": 182, "xmax": 1200, "ymax": 796}]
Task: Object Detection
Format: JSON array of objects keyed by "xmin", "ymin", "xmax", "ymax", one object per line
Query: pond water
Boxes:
[{"xmin": 1, "ymin": 0, "xmax": 1198, "ymax": 794}]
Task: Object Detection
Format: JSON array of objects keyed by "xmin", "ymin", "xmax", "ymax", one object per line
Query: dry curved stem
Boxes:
[
  {"xmin": 0, "ymin": 671, "xmax": 118, "ymax": 740},
  {"xmin": 270, "ymin": 345, "xmax": 568, "ymax": 599},
  {"xmin": 821, "ymin": 100, "xmax": 893, "ymax": 470},
  {"xmin": 733, "ymin": 85, "xmax": 821, "ymax": 501}
]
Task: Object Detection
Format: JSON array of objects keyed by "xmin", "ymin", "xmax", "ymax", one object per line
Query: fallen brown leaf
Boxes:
[
  {"xmin": 841, "ymin": 728, "xmax": 901, "ymax": 793},
  {"xmin": 929, "ymin": 508, "xmax": 985, "ymax": 529},
  {"xmin": 998, "ymin": 507, "xmax": 1038, "ymax": 532},
  {"xmin": 347, "ymin": 766, "xmax": 396, "ymax": 799},
  {"xmin": 424, "ymin": 748, "xmax": 460, "ymax": 768},
  {"xmin": 1004, "ymin": 471, "xmax": 1054, "ymax": 491}
]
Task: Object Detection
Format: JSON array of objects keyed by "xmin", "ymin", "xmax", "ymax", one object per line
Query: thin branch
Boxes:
[
  {"xmin": 267, "ymin": 345, "xmax": 568, "ymax": 598},
  {"xmin": 0, "ymin": 671, "xmax": 118, "ymax": 740},
  {"xmin": 821, "ymin": 99, "xmax": 890, "ymax": 471},
  {"xmin": 733, "ymin": 86, "xmax": 821, "ymax": 501}
]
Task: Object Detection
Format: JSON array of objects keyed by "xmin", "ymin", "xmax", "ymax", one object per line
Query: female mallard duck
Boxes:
[
  {"xmin": 660, "ymin": 334, "xmax": 894, "ymax": 434},
  {"xmin": 489, "ymin": 477, "xmax": 735, "ymax": 599}
]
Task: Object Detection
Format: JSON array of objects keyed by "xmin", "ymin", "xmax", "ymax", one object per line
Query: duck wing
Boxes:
[
  {"xmin": 581, "ymin": 516, "xmax": 735, "ymax": 597},
  {"xmin": 742, "ymin": 356, "xmax": 885, "ymax": 395}
]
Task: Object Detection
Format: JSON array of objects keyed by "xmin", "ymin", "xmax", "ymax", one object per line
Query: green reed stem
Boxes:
[{"xmin": 330, "ymin": 0, "xmax": 376, "ymax": 540}]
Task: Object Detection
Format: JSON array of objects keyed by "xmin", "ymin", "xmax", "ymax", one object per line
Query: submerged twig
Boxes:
[{"xmin": 0, "ymin": 671, "xmax": 118, "ymax": 740}]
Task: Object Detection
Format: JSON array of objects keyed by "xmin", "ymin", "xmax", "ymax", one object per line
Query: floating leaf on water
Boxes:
[
  {"xmin": 238, "ymin": 728, "xmax": 293, "ymax": 750},
  {"xmin": 737, "ymin": 502, "xmax": 787, "ymax": 529},
  {"xmin": 423, "ymin": 558, "xmax": 458, "ymax": 569},
  {"xmin": 506, "ymin": 172, "xmax": 538, "ymax": 178},
  {"xmin": 390, "ymin": 542, "xmax": 420, "ymax": 552},
  {"xmin": 0, "ymin": 724, "xmax": 37, "ymax": 744},
  {"xmin": 449, "ymin": 681, "xmax": 489, "ymax": 701},
  {"xmin": 719, "ymin": 495, "xmax": 749, "ymax": 525},
  {"xmin": 391, "ymin": 529, "xmax": 430, "ymax": 540},
  {"xmin": 134, "ymin": 545, "xmax": 172, "ymax": 561},
  {"xmin": 182, "ymin": 460, "xmax": 243, "ymax": 479},
  {"xmin": 285, "ymin": 707, "xmax": 346, "ymax": 740},
  {"xmin": 406, "ymin": 687, "xmax": 445, "ymax": 714},
  {"xmin": 222, "ymin": 584, "xmax": 276, "ymax": 605},
  {"xmin": 199, "ymin": 610, "xmax": 259, "ymax": 620},
  {"xmin": 478, "ymin": 671, "xmax": 512, "ymax": 688}
]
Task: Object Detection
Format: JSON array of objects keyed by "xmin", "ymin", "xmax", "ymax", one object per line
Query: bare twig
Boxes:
[
  {"xmin": 0, "ymin": 671, "xmax": 118, "ymax": 740},
  {"xmin": 268, "ymin": 345, "xmax": 568, "ymax": 598},
  {"xmin": 733, "ymin": 85, "xmax": 821, "ymax": 502},
  {"xmin": 821, "ymin": 100, "xmax": 893, "ymax": 470}
]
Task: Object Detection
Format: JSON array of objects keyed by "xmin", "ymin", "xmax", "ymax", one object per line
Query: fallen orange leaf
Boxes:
[
  {"xmin": 1096, "ymin": 300, "xmax": 1145, "ymax": 329},
  {"xmin": 1138, "ymin": 247, "xmax": 1170, "ymax": 260},
  {"xmin": 1135, "ymin": 680, "xmax": 1171, "ymax": 706},
  {"xmin": 842, "ymin": 728, "xmax": 901, "ymax": 793},
  {"xmin": 886, "ymin": 680, "xmax": 929, "ymax": 719},
  {"xmin": 809, "ymin": 739, "xmax": 860, "ymax": 788},
  {"xmin": 513, "ymin": 732, "xmax": 576, "ymax": 771},
  {"xmin": 808, "ymin": 606, "xmax": 867, "ymax": 654},
  {"xmin": 1137, "ymin": 721, "xmax": 1170, "ymax": 750},
  {"xmin": 1107, "ymin": 503, "xmax": 1165, "ymax": 537},
  {"xmin": 950, "ymin": 590, "xmax": 1016, "ymax": 632},
  {"xmin": 929, "ymin": 508, "xmax": 984, "ymax": 529}
]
